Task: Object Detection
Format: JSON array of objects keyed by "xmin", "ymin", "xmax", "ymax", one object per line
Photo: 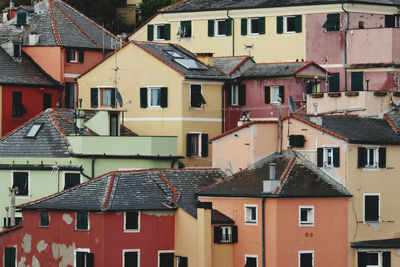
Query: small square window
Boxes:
[
  {"xmin": 64, "ymin": 173, "xmax": 81, "ymax": 190},
  {"xmin": 125, "ymin": 211, "xmax": 139, "ymax": 231},
  {"xmin": 149, "ymin": 88, "xmax": 161, "ymax": 107},
  {"xmin": 221, "ymin": 226, "xmax": 231, "ymax": 243},
  {"xmin": 324, "ymin": 14, "xmax": 340, "ymax": 32},
  {"xmin": 216, "ymin": 19, "xmax": 226, "ymax": 36},
  {"xmin": 159, "ymin": 251, "xmax": 174, "ymax": 267},
  {"xmin": 299, "ymin": 206, "xmax": 314, "ymax": 226},
  {"xmin": 285, "ymin": 16, "xmax": 296, "ymax": 33},
  {"xmin": 156, "ymin": 24, "xmax": 165, "ymax": 40},
  {"xmin": 12, "ymin": 172, "xmax": 29, "ymax": 196},
  {"xmin": 40, "ymin": 211, "xmax": 49, "ymax": 227},
  {"xmin": 68, "ymin": 49, "xmax": 78, "ymax": 63},
  {"xmin": 101, "ymin": 88, "xmax": 113, "ymax": 107},
  {"xmin": 245, "ymin": 255, "xmax": 258, "ymax": 267},
  {"xmin": 245, "ymin": 205, "xmax": 257, "ymax": 225},
  {"xmin": 76, "ymin": 211, "xmax": 89, "ymax": 230},
  {"xmin": 299, "ymin": 251, "xmax": 314, "ymax": 267}
]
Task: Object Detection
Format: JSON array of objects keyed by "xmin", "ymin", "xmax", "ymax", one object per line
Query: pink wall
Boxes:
[
  {"xmin": 23, "ymin": 47, "xmax": 63, "ymax": 82},
  {"xmin": 64, "ymin": 50, "xmax": 105, "ymax": 83}
]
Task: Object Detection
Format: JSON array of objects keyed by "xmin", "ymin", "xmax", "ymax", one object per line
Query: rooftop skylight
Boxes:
[
  {"xmin": 165, "ymin": 50, "xmax": 183, "ymax": 58},
  {"xmin": 26, "ymin": 124, "xmax": 42, "ymax": 138},
  {"xmin": 174, "ymin": 58, "xmax": 208, "ymax": 70}
]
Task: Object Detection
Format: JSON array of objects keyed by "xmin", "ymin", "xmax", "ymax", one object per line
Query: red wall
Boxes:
[
  {"xmin": 2, "ymin": 85, "xmax": 61, "ymax": 136},
  {"xmin": 0, "ymin": 209, "xmax": 175, "ymax": 267}
]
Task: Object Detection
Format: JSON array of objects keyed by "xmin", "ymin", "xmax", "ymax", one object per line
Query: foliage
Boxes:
[{"xmin": 138, "ymin": 0, "xmax": 177, "ymax": 25}]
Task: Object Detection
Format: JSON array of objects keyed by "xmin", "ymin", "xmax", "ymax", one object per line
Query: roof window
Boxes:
[
  {"xmin": 165, "ymin": 50, "xmax": 183, "ymax": 58},
  {"xmin": 174, "ymin": 58, "xmax": 207, "ymax": 70},
  {"xmin": 26, "ymin": 124, "xmax": 43, "ymax": 138}
]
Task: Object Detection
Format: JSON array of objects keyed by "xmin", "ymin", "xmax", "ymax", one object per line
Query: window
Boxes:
[
  {"xmin": 214, "ymin": 225, "xmax": 238, "ymax": 244},
  {"xmin": 289, "ymin": 135, "xmax": 305, "ymax": 147},
  {"xmin": 12, "ymin": 172, "xmax": 28, "ymax": 196},
  {"xmin": 245, "ymin": 255, "xmax": 258, "ymax": 267},
  {"xmin": 3, "ymin": 217, "xmax": 22, "ymax": 228},
  {"xmin": 358, "ymin": 147, "xmax": 386, "ymax": 169},
  {"xmin": 190, "ymin": 84, "xmax": 206, "ymax": 108},
  {"xmin": 229, "ymin": 84, "xmax": 247, "ymax": 106},
  {"xmin": 306, "ymin": 81, "xmax": 320, "ymax": 94},
  {"xmin": 364, "ymin": 194, "xmax": 380, "ymax": 222},
  {"xmin": 299, "ymin": 251, "xmax": 314, "ymax": 267},
  {"xmin": 124, "ymin": 250, "xmax": 139, "ymax": 267},
  {"xmin": 26, "ymin": 124, "xmax": 42, "ymax": 138},
  {"xmin": 40, "ymin": 210, "xmax": 49, "ymax": 227},
  {"xmin": 110, "ymin": 112, "xmax": 119, "ymax": 136},
  {"xmin": 329, "ymin": 73, "xmax": 340, "ymax": 92},
  {"xmin": 231, "ymin": 85, "xmax": 238, "ymax": 105},
  {"xmin": 317, "ymin": 147, "xmax": 340, "ymax": 168},
  {"xmin": 140, "ymin": 87, "xmax": 167, "ymax": 108},
  {"xmin": 76, "ymin": 211, "xmax": 89, "ymax": 230},
  {"xmin": 65, "ymin": 83, "xmax": 76, "ymax": 108},
  {"xmin": 12, "ymin": 92, "xmax": 26, "ymax": 117},
  {"xmin": 156, "ymin": 24, "xmax": 170, "ymax": 40},
  {"xmin": 177, "ymin": 257, "xmax": 188, "ymax": 267},
  {"xmin": 159, "ymin": 251, "xmax": 174, "ymax": 267},
  {"xmin": 265, "ymin": 86, "xmax": 284, "ymax": 104},
  {"xmin": 244, "ymin": 205, "xmax": 257, "ymax": 225},
  {"xmin": 216, "ymin": 20, "xmax": 227, "ymax": 36},
  {"xmin": 186, "ymin": 133, "xmax": 208, "ymax": 157},
  {"xmin": 75, "ymin": 250, "xmax": 94, "ymax": 267},
  {"xmin": 351, "ymin": 72, "xmax": 364, "ymax": 91},
  {"xmin": 66, "ymin": 48, "xmax": 84, "ymax": 63},
  {"xmin": 125, "ymin": 211, "xmax": 139, "ymax": 232},
  {"xmin": 13, "ymin": 43, "xmax": 21, "ymax": 58},
  {"xmin": 180, "ymin": 21, "xmax": 192, "ymax": 38},
  {"xmin": 90, "ymin": 87, "xmax": 116, "ymax": 108},
  {"xmin": 323, "ymin": 14, "xmax": 340, "ymax": 32},
  {"xmin": 64, "ymin": 172, "xmax": 81, "ymax": 190},
  {"xmin": 240, "ymin": 17, "xmax": 265, "ymax": 35},
  {"xmin": 208, "ymin": 19, "xmax": 232, "ymax": 37},
  {"xmin": 101, "ymin": 88, "xmax": 114, "ymax": 107},
  {"xmin": 43, "ymin": 93, "xmax": 52, "ymax": 111},
  {"xmin": 385, "ymin": 15, "xmax": 400, "ymax": 28},
  {"xmin": 357, "ymin": 251, "xmax": 390, "ymax": 267},
  {"xmin": 299, "ymin": 206, "xmax": 314, "ymax": 226},
  {"xmin": 4, "ymin": 247, "xmax": 16, "ymax": 267},
  {"xmin": 277, "ymin": 15, "xmax": 302, "ymax": 34}
]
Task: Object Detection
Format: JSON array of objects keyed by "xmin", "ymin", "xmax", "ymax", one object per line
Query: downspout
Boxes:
[
  {"xmin": 262, "ymin": 197, "xmax": 266, "ymax": 267},
  {"xmin": 227, "ymin": 10, "xmax": 235, "ymax": 56},
  {"xmin": 91, "ymin": 158, "xmax": 96, "ymax": 178},
  {"xmin": 342, "ymin": 1, "xmax": 350, "ymax": 91},
  {"xmin": 222, "ymin": 83, "xmax": 226, "ymax": 133}
]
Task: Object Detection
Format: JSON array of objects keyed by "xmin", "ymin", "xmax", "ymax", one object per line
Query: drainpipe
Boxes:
[
  {"xmin": 227, "ymin": 10, "xmax": 235, "ymax": 56},
  {"xmin": 262, "ymin": 197, "xmax": 266, "ymax": 267},
  {"xmin": 91, "ymin": 158, "xmax": 96, "ymax": 178},
  {"xmin": 222, "ymin": 83, "xmax": 226, "ymax": 133},
  {"xmin": 342, "ymin": 1, "xmax": 350, "ymax": 91}
]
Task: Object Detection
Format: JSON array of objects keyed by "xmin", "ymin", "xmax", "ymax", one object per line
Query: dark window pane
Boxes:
[
  {"xmin": 287, "ymin": 17, "xmax": 296, "ymax": 32},
  {"xmin": 160, "ymin": 252, "xmax": 174, "ymax": 267},
  {"xmin": 300, "ymin": 253, "xmax": 313, "ymax": 267},
  {"xmin": 245, "ymin": 257, "xmax": 257, "ymax": 267},
  {"xmin": 251, "ymin": 19, "xmax": 259, "ymax": 33},
  {"xmin": 218, "ymin": 20, "xmax": 226, "ymax": 35},
  {"xmin": 64, "ymin": 173, "xmax": 80, "ymax": 190},
  {"xmin": 365, "ymin": 195, "xmax": 379, "ymax": 221},
  {"xmin": 301, "ymin": 209, "xmax": 308, "ymax": 222},
  {"xmin": 125, "ymin": 251, "xmax": 138, "ymax": 267},
  {"xmin": 76, "ymin": 211, "xmax": 88, "ymax": 230},
  {"xmin": 190, "ymin": 85, "xmax": 202, "ymax": 108},
  {"xmin": 110, "ymin": 113, "xmax": 119, "ymax": 136},
  {"xmin": 157, "ymin": 25, "xmax": 165, "ymax": 39},
  {"xmin": 366, "ymin": 252, "xmax": 378, "ymax": 265},
  {"xmin": 40, "ymin": 211, "xmax": 49, "ymax": 227},
  {"xmin": 12, "ymin": 92, "xmax": 25, "ymax": 117},
  {"xmin": 76, "ymin": 252, "xmax": 85, "ymax": 267},
  {"xmin": 13, "ymin": 172, "xmax": 28, "ymax": 196},
  {"xmin": 43, "ymin": 93, "xmax": 52, "ymax": 111},
  {"xmin": 126, "ymin": 212, "xmax": 139, "ymax": 230},
  {"xmin": 5, "ymin": 247, "xmax": 16, "ymax": 267},
  {"xmin": 65, "ymin": 83, "xmax": 76, "ymax": 108}
]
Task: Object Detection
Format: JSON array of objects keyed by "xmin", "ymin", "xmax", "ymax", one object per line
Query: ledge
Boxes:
[
  {"xmin": 373, "ymin": 91, "xmax": 388, "ymax": 96},
  {"xmin": 328, "ymin": 92, "xmax": 341, "ymax": 97},
  {"xmin": 310, "ymin": 93, "xmax": 324, "ymax": 98},
  {"xmin": 345, "ymin": 91, "xmax": 359, "ymax": 97}
]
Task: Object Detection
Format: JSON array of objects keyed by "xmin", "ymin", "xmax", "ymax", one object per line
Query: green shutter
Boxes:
[
  {"xmin": 317, "ymin": 148, "xmax": 323, "ymax": 167},
  {"xmin": 295, "ymin": 15, "xmax": 302, "ymax": 33},
  {"xmin": 239, "ymin": 84, "xmax": 246, "ymax": 106},
  {"xmin": 164, "ymin": 24, "xmax": 171, "ymax": 40},
  {"xmin": 241, "ymin": 18, "xmax": 247, "ymax": 35},
  {"xmin": 140, "ymin": 87, "xmax": 148, "ymax": 108},
  {"xmin": 265, "ymin": 86, "xmax": 271, "ymax": 104},
  {"xmin": 78, "ymin": 49, "xmax": 84, "ymax": 63},
  {"xmin": 333, "ymin": 147, "xmax": 340, "ymax": 167},
  {"xmin": 232, "ymin": 226, "xmax": 238, "ymax": 243},
  {"xmin": 147, "ymin": 24, "xmax": 154, "ymax": 41},
  {"xmin": 329, "ymin": 73, "xmax": 340, "ymax": 92},
  {"xmin": 351, "ymin": 72, "xmax": 364, "ymax": 91},
  {"xmin": 358, "ymin": 147, "xmax": 366, "ymax": 168},
  {"xmin": 326, "ymin": 14, "xmax": 340, "ymax": 31},
  {"xmin": 379, "ymin": 147, "xmax": 386, "ymax": 168},
  {"xmin": 279, "ymin": 86, "xmax": 284, "ymax": 103},
  {"xmin": 214, "ymin": 226, "xmax": 221, "ymax": 243},
  {"xmin": 226, "ymin": 19, "xmax": 232, "ymax": 36},
  {"xmin": 258, "ymin": 17, "xmax": 265, "ymax": 34},
  {"xmin": 277, "ymin": 16, "xmax": 283, "ymax": 34},
  {"xmin": 186, "ymin": 134, "xmax": 193, "ymax": 157},
  {"xmin": 90, "ymin": 88, "xmax": 98, "ymax": 108},
  {"xmin": 66, "ymin": 48, "xmax": 71, "ymax": 62},
  {"xmin": 111, "ymin": 88, "xmax": 116, "ymax": 108},
  {"xmin": 208, "ymin": 20, "xmax": 214, "ymax": 37},
  {"xmin": 160, "ymin": 87, "xmax": 168, "ymax": 108},
  {"xmin": 201, "ymin": 134, "xmax": 208, "ymax": 157}
]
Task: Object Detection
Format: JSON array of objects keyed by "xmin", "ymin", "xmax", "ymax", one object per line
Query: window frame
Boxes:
[
  {"xmin": 147, "ymin": 87, "xmax": 162, "ymax": 108},
  {"xmin": 357, "ymin": 250, "xmax": 390, "ymax": 267},
  {"xmin": 231, "ymin": 85, "xmax": 239, "ymax": 106},
  {"xmin": 187, "ymin": 132, "xmax": 201, "ymax": 157},
  {"xmin": 75, "ymin": 211, "xmax": 89, "ymax": 231},
  {"xmin": 270, "ymin": 86, "xmax": 281, "ymax": 103},
  {"xmin": 364, "ymin": 193, "xmax": 380, "ymax": 223},
  {"xmin": 40, "ymin": 210, "xmax": 50, "ymax": 227},
  {"xmin": 4, "ymin": 246, "xmax": 17, "ymax": 267},
  {"xmin": 11, "ymin": 171, "xmax": 29, "ymax": 198},
  {"xmin": 158, "ymin": 250, "xmax": 175, "ymax": 267},
  {"xmin": 156, "ymin": 24, "xmax": 166, "ymax": 40},
  {"xmin": 100, "ymin": 88, "xmax": 114, "ymax": 108},
  {"xmin": 299, "ymin": 206, "xmax": 315, "ymax": 226},
  {"xmin": 298, "ymin": 250, "xmax": 314, "ymax": 267},
  {"xmin": 284, "ymin": 16, "xmax": 296, "ymax": 33},
  {"xmin": 190, "ymin": 83, "xmax": 206, "ymax": 109},
  {"xmin": 123, "ymin": 249, "xmax": 140, "ymax": 267},
  {"xmin": 323, "ymin": 147, "xmax": 334, "ymax": 168},
  {"xmin": 68, "ymin": 49, "xmax": 79, "ymax": 63},
  {"xmin": 245, "ymin": 254, "xmax": 258, "ymax": 267},
  {"xmin": 124, "ymin": 211, "xmax": 140, "ymax": 233},
  {"xmin": 63, "ymin": 171, "xmax": 81, "ymax": 190},
  {"xmin": 74, "ymin": 248, "xmax": 91, "ymax": 267},
  {"xmin": 248, "ymin": 18, "xmax": 260, "ymax": 35},
  {"xmin": 215, "ymin": 19, "xmax": 227, "ymax": 36},
  {"xmin": 180, "ymin": 21, "xmax": 192, "ymax": 38},
  {"xmin": 324, "ymin": 13, "xmax": 340, "ymax": 32},
  {"xmin": 220, "ymin": 226, "xmax": 232, "ymax": 243},
  {"xmin": 365, "ymin": 147, "xmax": 379, "ymax": 169},
  {"xmin": 244, "ymin": 204, "xmax": 258, "ymax": 225}
]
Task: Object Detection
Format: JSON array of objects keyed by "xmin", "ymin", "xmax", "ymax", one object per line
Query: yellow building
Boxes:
[{"xmin": 77, "ymin": 41, "xmax": 226, "ymax": 166}]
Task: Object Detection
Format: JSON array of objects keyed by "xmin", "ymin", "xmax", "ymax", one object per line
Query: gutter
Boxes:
[
  {"xmin": 342, "ymin": 1, "xmax": 350, "ymax": 91},
  {"xmin": 226, "ymin": 9, "xmax": 235, "ymax": 56},
  {"xmin": 0, "ymin": 165, "xmax": 82, "ymax": 171}
]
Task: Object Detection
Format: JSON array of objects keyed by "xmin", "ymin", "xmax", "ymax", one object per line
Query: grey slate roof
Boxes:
[
  {"xmin": 0, "ymin": 47, "xmax": 58, "ymax": 87},
  {"xmin": 351, "ymin": 238, "xmax": 400, "ymax": 248},
  {"xmin": 384, "ymin": 107, "xmax": 400, "ymax": 133},
  {"xmin": 0, "ymin": 0, "xmax": 118, "ymax": 50},
  {"xmin": 198, "ymin": 151, "xmax": 350, "ymax": 198},
  {"xmin": 20, "ymin": 169, "xmax": 228, "ymax": 216},
  {"xmin": 240, "ymin": 62, "xmax": 308, "ymax": 78},
  {"xmin": 132, "ymin": 41, "xmax": 226, "ymax": 80},
  {"xmin": 295, "ymin": 115, "xmax": 400, "ymax": 145},
  {"xmin": 213, "ymin": 56, "xmax": 249, "ymax": 75},
  {"xmin": 160, "ymin": 0, "xmax": 400, "ymax": 13}
]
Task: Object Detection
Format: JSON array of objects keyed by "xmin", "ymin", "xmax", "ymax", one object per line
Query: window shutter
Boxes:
[
  {"xmin": 241, "ymin": 18, "xmax": 247, "ymax": 35},
  {"xmin": 111, "ymin": 88, "xmax": 116, "ymax": 108},
  {"xmin": 86, "ymin": 253, "xmax": 94, "ymax": 267},
  {"xmin": 333, "ymin": 147, "xmax": 340, "ymax": 167},
  {"xmin": 232, "ymin": 225, "xmax": 238, "ymax": 243},
  {"xmin": 66, "ymin": 48, "xmax": 71, "ymax": 62},
  {"xmin": 140, "ymin": 87, "xmax": 148, "ymax": 108},
  {"xmin": 306, "ymin": 82, "xmax": 313, "ymax": 94},
  {"xmin": 383, "ymin": 251, "xmax": 391, "ymax": 267},
  {"xmin": 351, "ymin": 72, "xmax": 364, "ymax": 91},
  {"xmin": 295, "ymin": 15, "xmax": 302, "ymax": 33},
  {"xmin": 365, "ymin": 195, "xmax": 379, "ymax": 221},
  {"xmin": 180, "ymin": 257, "xmax": 188, "ymax": 267},
  {"xmin": 214, "ymin": 226, "xmax": 221, "ymax": 243},
  {"xmin": 329, "ymin": 73, "xmax": 340, "ymax": 92},
  {"xmin": 201, "ymin": 134, "xmax": 208, "ymax": 157},
  {"xmin": 147, "ymin": 25, "xmax": 154, "ymax": 41},
  {"xmin": 358, "ymin": 147, "xmax": 366, "ymax": 168},
  {"xmin": 326, "ymin": 14, "xmax": 340, "ymax": 31},
  {"xmin": 226, "ymin": 18, "xmax": 232, "ymax": 36},
  {"xmin": 277, "ymin": 16, "xmax": 283, "ymax": 34},
  {"xmin": 200, "ymin": 92, "xmax": 206, "ymax": 105},
  {"xmin": 379, "ymin": 147, "xmax": 386, "ymax": 168},
  {"xmin": 265, "ymin": 86, "xmax": 271, "ymax": 104},
  {"xmin": 79, "ymin": 49, "xmax": 84, "ymax": 63},
  {"xmin": 164, "ymin": 24, "xmax": 171, "ymax": 40},
  {"xmin": 239, "ymin": 84, "xmax": 246, "ymax": 106},
  {"xmin": 258, "ymin": 17, "xmax": 265, "ymax": 34},
  {"xmin": 357, "ymin": 252, "xmax": 367, "ymax": 267},
  {"xmin": 5, "ymin": 247, "xmax": 16, "ymax": 267},
  {"xmin": 90, "ymin": 88, "xmax": 98, "ymax": 108},
  {"xmin": 186, "ymin": 134, "xmax": 192, "ymax": 157},
  {"xmin": 161, "ymin": 87, "xmax": 168, "ymax": 108},
  {"xmin": 317, "ymin": 148, "xmax": 323, "ymax": 167},
  {"xmin": 385, "ymin": 15, "xmax": 395, "ymax": 28},
  {"xmin": 208, "ymin": 20, "xmax": 214, "ymax": 37},
  {"xmin": 279, "ymin": 86, "xmax": 284, "ymax": 103},
  {"xmin": 227, "ymin": 85, "xmax": 232, "ymax": 105}
]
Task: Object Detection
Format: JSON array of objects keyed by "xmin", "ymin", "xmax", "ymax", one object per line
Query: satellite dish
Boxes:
[
  {"xmin": 116, "ymin": 90, "xmax": 123, "ymax": 107},
  {"xmin": 289, "ymin": 96, "xmax": 295, "ymax": 113}
]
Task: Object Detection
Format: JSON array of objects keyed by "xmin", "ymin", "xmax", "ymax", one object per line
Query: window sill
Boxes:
[
  {"xmin": 245, "ymin": 221, "xmax": 257, "ymax": 225},
  {"xmin": 189, "ymin": 107, "xmax": 203, "ymax": 110},
  {"xmin": 16, "ymin": 195, "xmax": 31, "ymax": 199},
  {"xmin": 283, "ymin": 31, "xmax": 297, "ymax": 34},
  {"xmin": 362, "ymin": 167, "xmax": 380, "ymax": 170},
  {"xmin": 215, "ymin": 35, "xmax": 227, "ymax": 37},
  {"xmin": 124, "ymin": 229, "xmax": 140, "ymax": 233},
  {"xmin": 147, "ymin": 107, "xmax": 162, "ymax": 110},
  {"xmin": 299, "ymin": 223, "xmax": 314, "ymax": 227},
  {"xmin": 75, "ymin": 229, "xmax": 89, "ymax": 231},
  {"xmin": 39, "ymin": 225, "xmax": 50, "ymax": 228}
]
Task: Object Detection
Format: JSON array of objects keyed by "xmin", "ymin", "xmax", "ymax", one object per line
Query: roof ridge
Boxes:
[
  {"xmin": 48, "ymin": 0, "xmax": 62, "ymax": 46},
  {"xmin": 48, "ymin": 109, "xmax": 67, "ymax": 136},
  {"xmin": 275, "ymin": 153, "xmax": 297, "ymax": 194},
  {"xmin": 101, "ymin": 171, "xmax": 116, "ymax": 211},
  {"xmin": 229, "ymin": 56, "xmax": 251, "ymax": 75},
  {"xmin": 195, "ymin": 168, "xmax": 247, "ymax": 194},
  {"xmin": 157, "ymin": 172, "xmax": 179, "ymax": 205}
]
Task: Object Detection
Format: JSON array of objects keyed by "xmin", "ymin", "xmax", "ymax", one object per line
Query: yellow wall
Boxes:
[{"xmin": 175, "ymin": 208, "xmax": 199, "ymax": 267}]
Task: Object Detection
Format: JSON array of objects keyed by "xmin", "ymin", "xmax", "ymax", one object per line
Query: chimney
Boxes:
[
  {"xmin": 197, "ymin": 202, "xmax": 212, "ymax": 267},
  {"xmin": 29, "ymin": 32, "xmax": 39, "ymax": 46},
  {"xmin": 196, "ymin": 52, "xmax": 214, "ymax": 66},
  {"xmin": 263, "ymin": 163, "xmax": 280, "ymax": 193}
]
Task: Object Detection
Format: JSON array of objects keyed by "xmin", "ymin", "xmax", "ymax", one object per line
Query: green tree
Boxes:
[{"xmin": 138, "ymin": 0, "xmax": 177, "ymax": 25}]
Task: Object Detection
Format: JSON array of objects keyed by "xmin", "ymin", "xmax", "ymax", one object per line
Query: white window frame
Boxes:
[
  {"xmin": 146, "ymin": 87, "xmax": 162, "ymax": 108},
  {"xmin": 74, "ymin": 248, "xmax": 90, "ymax": 267},
  {"xmin": 244, "ymin": 204, "xmax": 258, "ymax": 225},
  {"xmin": 62, "ymin": 171, "xmax": 81, "ymax": 191},
  {"xmin": 364, "ymin": 193, "xmax": 380, "ymax": 223},
  {"xmin": 215, "ymin": 19, "xmax": 227, "ymax": 36},
  {"xmin": 158, "ymin": 250, "xmax": 174, "ymax": 267},
  {"xmin": 75, "ymin": 211, "xmax": 90, "ymax": 231},
  {"xmin": 231, "ymin": 85, "xmax": 238, "ymax": 106},
  {"xmin": 189, "ymin": 83, "xmax": 204, "ymax": 109},
  {"xmin": 156, "ymin": 24, "xmax": 166, "ymax": 40},
  {"xmin": 357, "ymin": 250, "xmax": 388, "ymax": 267},
  {"xmin": 122, "ymin": 249, "xmax": 140, "ymax": 267},
  {"xmin": 365, "ymin": 147, "xmax": 379, "ymax": 169},
  {"xmin": 69, "ymin": 49, "xmax": 78, "ymax": 63},
  {"xmin": 39, "ymin": 210, "xmax": 50, "ymax": 227},
  {"xmin": 299, "ymin": 206, "xmax": 314, "ymax": 226},
  {"xmin": 4, "ymin": 246, "xmax": 17, "ymax": 267},
  {"xmin": 298, "ymin": 250, "xmax": 314, "ymax": 267},
  {"xmin": 271, "ymin": 86, "xmax": 280, "ymax": 103},
  {"xmin": 96, "ymin": 86, "xmax": 114, "ymax": 108},
  {"xmin": 248, "ymin": 18, "xmax": 260, "ymax": 35},
  {"xmin": 124, "ymin": 211, "xmax": 140, "ymax": 233},
  {"xmin": 323, "ymin": 147, "xmax": 334, "ymax": 168},
  {"xmin": 11, "ymin": 171, "xmax": 30, "ymax": 198},
  {"xmin": 220, "ymin": 226, "xmax": 232, "ymax": 243},
  {"xmin": 284, "ymin": 16, "xmax": 296, "ymax": 33},
  {"xmin": 245, "ymin": 254, "xmax": 258, "ymax": 267},
  {"xmin": 395, "ymin": 15, "xmax": 400, "ymax": 28},
  {"xmin": 188, "ymin": 132, "xmax": 202, "ymax": 158}
]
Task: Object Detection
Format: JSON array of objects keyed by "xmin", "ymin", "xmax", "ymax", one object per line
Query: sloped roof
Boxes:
[
  {"xmin": 20, "ymin": 169, "xmax": 228, "ymax": 217},
  {"xmin": 293, "ymin": 114, "xmax": 400, "ymax": 145},
  {"xmin": 213, "ymin": 56, "xmax": 252, "ymax": 76},
  {"xmin": 351, "ymin": 238, "xmax": 400, "ymax": 248},
  {"xmin": 0, "ymin": 109, "xmax": 136, "ymax": 158},
  {"xmin": 132, "ymin": 41, "xmax": 226, "ymax": 80},
  {"xmin": 240, "ymin": 62, "xmax": 310, "ymax": 78},
  {"xmin": 0, "ymin": 0, "xmax": 118, "ymax": 50},
  {"xmin": 160, "ymin": 0, "xmax": 400, "ymax": 13},
  {"xmin": 384, "ymin": 107, "xmax": 400, "ymax": 133},
  {"xmin": 0, "ymin": 47, "xmax": 58, "ymax": 87},
  {"xmin": 198, "ymin": 151, "xmax": 350, "ymax": 198}
]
